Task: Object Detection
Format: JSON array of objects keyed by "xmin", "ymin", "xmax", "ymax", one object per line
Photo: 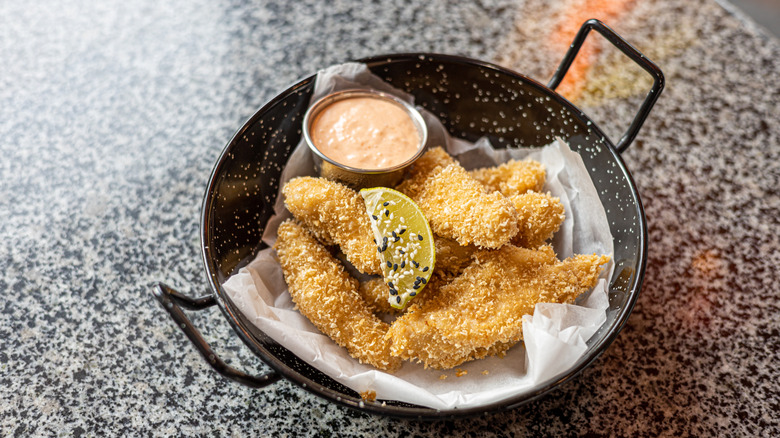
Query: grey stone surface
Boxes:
[{"xmin": 1, "ymin": 0, "xmax": 778, "ymax": 436}]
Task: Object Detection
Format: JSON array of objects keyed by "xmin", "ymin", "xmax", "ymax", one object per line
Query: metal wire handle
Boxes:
[
  {"xmin": 548, "ymin": 19, "xmax": 665, "ymax": 153},
  {"xmin": 152, "ymin": 283, "xmax": 281, "ymax": 388}
]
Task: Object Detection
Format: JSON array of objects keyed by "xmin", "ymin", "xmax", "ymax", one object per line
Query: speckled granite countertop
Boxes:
[{"xmin": 2, "ymin": 0, "xmax": 778, "ymax": 436}]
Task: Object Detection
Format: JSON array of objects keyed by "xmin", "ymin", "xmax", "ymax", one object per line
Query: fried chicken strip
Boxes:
[
  {"xmin": 433, "ymin": 235, "xmax": 477, "ymax": 278},
  {"xmin": 510, "ymin": 191, "xmax": 566, "ymax": 249},
  {"xmin": 470, "ymin": 159, "xmax": 546, "ymax": 197},
  {"xmin": 387, "ymin": 245, "xmax": 610, "ymax": 369},
  {"xmin": 414, "ymin": 163, "xmax": 518, "ymax": 248},
  {"xmin": 283, "ymin": 177, "xmax": 380, "ymax": 275},
  {"xmin": 395, "ymin": 146, "xmax": 457, "ymax": 199},
  {"xmin": 358, "ymin": 277, "xmax": 397, "ymax": 314},
  {"xmin": 274, "ymin": 220, "xmax": 401, "ymax": 372},
  {"xmin": 358, "ymin": 274, "xmax": 445, "ymax": 314},
  {"xmin": 388, "ymin": 313, "xmax": 518, "ymax": 370}
]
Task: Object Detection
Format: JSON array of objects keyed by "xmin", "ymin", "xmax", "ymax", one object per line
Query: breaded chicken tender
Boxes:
[
  {"xmin": 358, "ymin": 274, "xmax": 444, "ymax": 314},
  {"xmin": 510, "ymin": 191, "xmax": 566, "ymax": 249},
  {"xmin": 396, "ymin": 146, "xmax": 456, "ymax": 199},
  {"xmin": 387, "ymin": 245, "xmax": 610, "ymax": 369},
  {"xmin": 433, "ymin": 236, "xmax": 477, "ymax": 277},
  {"xmin": 470, "ymin": 159, "xmax": 546, "ymax": 196},
  {"xmin": 274, "ymin": 220, "xmax": 401, "ymax": 372},
  {"xmin": 283, "ymin": 177, "xmax": 380, "ymax": 275},
  {"xmin": 358, "ymin": 277, "xmax": 397, "ymax": 314},
  {"xmin": 388, "ymin": 314, "xmax": 518, "ymax": 371},
  {"xmin": 414, "ymin": 164, "xmax": 518, "ymax": 248}
]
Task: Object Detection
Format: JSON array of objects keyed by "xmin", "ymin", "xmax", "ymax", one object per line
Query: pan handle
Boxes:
[
  {"xmin": 547, "ymin": 18, "xmax": 665, "ymax": 153},
  {"xmin": 152, "ymin": 282, "xmax": 281, "ymax": 388}
]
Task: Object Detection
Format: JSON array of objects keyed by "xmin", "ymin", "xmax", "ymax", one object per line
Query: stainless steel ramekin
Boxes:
[{"xmin": 302, "ymin": 89, "xmax": 428, "ymax": 189}]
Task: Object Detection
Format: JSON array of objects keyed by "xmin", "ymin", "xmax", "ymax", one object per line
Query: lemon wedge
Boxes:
[{"xmin": 360, "ymin": 187, "xmax": 436, "ymax": 309}]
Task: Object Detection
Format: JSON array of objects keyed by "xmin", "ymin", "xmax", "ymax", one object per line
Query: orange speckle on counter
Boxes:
[
  {"xmin": 551, "ymin": 0, "xmax": 636, "ymax": 101},
  {"xmin": 675, "ymin": 248, "xmax": 727, "ymax": 330}
]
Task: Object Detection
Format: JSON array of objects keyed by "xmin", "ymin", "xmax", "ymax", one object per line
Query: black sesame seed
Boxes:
[
  {"xmin": 382, "ymin": 236, "xmax": 388, "ymax": 244},
  {"xmin": 399, "ymin": 229, "xmax": 406, "ymax": 234},
  {"xmin": 400, "ymin": 261, "xmax": 405, "ymax": 268},
  {"xmin": 381, "ymin": 244, "xmax": 387, "ymax": 252},
  {"xmin": 396, "ymin": 296, "xmax": 401, "ymax": 303},
  {"xmin": 373, "ymin": 238, "xmax": 376, "ymax": 244},
  {"xmin": 393, "ymin": 263, "xmax": 398, "ymax": 271},
  {"xmin": 412, "ymin": 261, "xmax": 419, "ymax": 268},
  {"xmin": 418, "ymin": 235, "xmax": 423, "ymax": 241},
  {"xmin": 413, "ymin": 284, "xmax": 421, "ymax": 290},
  {"xmin": 387, "ymin": 282, "xmax": 393, "ymax": 288},
  {"xmin": 389, "ymin": 289, "xmax": 397, "ymax": 296},
  {"xmin": 372, "ymin": 215, "xmax": 378, "ymax": 220},
  {"xmin": 383, "ymin": 201, "xmax": 389, "ymax": 206},
  {"xmin": 420, "ymin": 277, "xmax": 427, "ymax": 284},
  {"xmin": 385, "ymin": 209, "xmax": 389, "ymax": 217},
  {"xmin": 392, "ymin": 231, "xmax": 397, "ymax": 238},
  {"xmin": 377, "ymin": 246, "xmax": 382, "ymax": 252},
  {"xmin": 422, "ymin": 266, "xmax": 429, "ymax": 272},
  {"xmin": 387, "ymin": 261, "xmax": 392, "ymax": 268},
  {"xmin": 399, "ymin": 249, "xmax": 405, "ymax": 254},
  {"xmin": 410, "ymin": 292, "xmax": 417, "ymax": 296}
]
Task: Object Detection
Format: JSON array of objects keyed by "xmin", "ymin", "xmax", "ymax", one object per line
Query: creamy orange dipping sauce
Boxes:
[{"xmin": 310, "ymin": 96, "xmax": 421, "ymax": 170}]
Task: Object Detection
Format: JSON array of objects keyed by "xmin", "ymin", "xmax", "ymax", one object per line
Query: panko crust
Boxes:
[
  {"xmin": 274, "ymin": 220, "xmax": 402, "ymax": 372},
  {"xmin": 415, "ymin": 164, "xmax": 518, "ymax": 248},
  {"xmin": 510, "ymin": 191, "xmax": 566, "ymax": 249},
  {"xmin": 395, "ymin": 146, "xmax": 457, "ymax": 199},
  {"xmin": 387, "ymin": 244, "xmax": 610, "ymax": 369},
  {"xmin": 283, "ymin": 176, "xmax": 380, "ymax": 275},
  {"xmin": 358, "ymin": 273, "xmax": 445, "ymax": 315},
  {"xmin": 469, "ymin": 159, "xmax": 546, "ymax": 197},
  {"xmin": 358, "ymin": 277, "xmax": 397, "ymax": 314},
  {"xmin": 433, "ymin": 235, "xmax": 477, "ymax": 278}
]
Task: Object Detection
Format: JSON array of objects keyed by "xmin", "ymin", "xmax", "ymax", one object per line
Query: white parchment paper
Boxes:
[{"xmin": 222, "ymin": 63, "xmax": 614, "ymax": 409}]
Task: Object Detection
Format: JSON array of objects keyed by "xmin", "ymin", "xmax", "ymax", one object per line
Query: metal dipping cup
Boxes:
[{"xmin": 302, "ymin": 89, "xmax": 428, "ymax": 189}]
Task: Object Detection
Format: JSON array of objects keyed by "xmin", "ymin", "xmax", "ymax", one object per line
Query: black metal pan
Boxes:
[{"xmin": 153, "ymin": 19, "xmax": 663, "ymax": 419}]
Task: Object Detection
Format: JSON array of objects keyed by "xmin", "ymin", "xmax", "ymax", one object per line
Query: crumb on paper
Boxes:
[
  {"xmin": 455, "ymin": 368, "xmax": 468, "ymax": 377},
  {"xmin": 482, "ymin": 370, "xmax": 489, "ymax": 375},
  {"xmin": 360, "ymin": 390, "xmax": 377, "ymax": 402},
  {"xmin": 439, "ymin": 374, "xmax": 448, "ymax": 380}
]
